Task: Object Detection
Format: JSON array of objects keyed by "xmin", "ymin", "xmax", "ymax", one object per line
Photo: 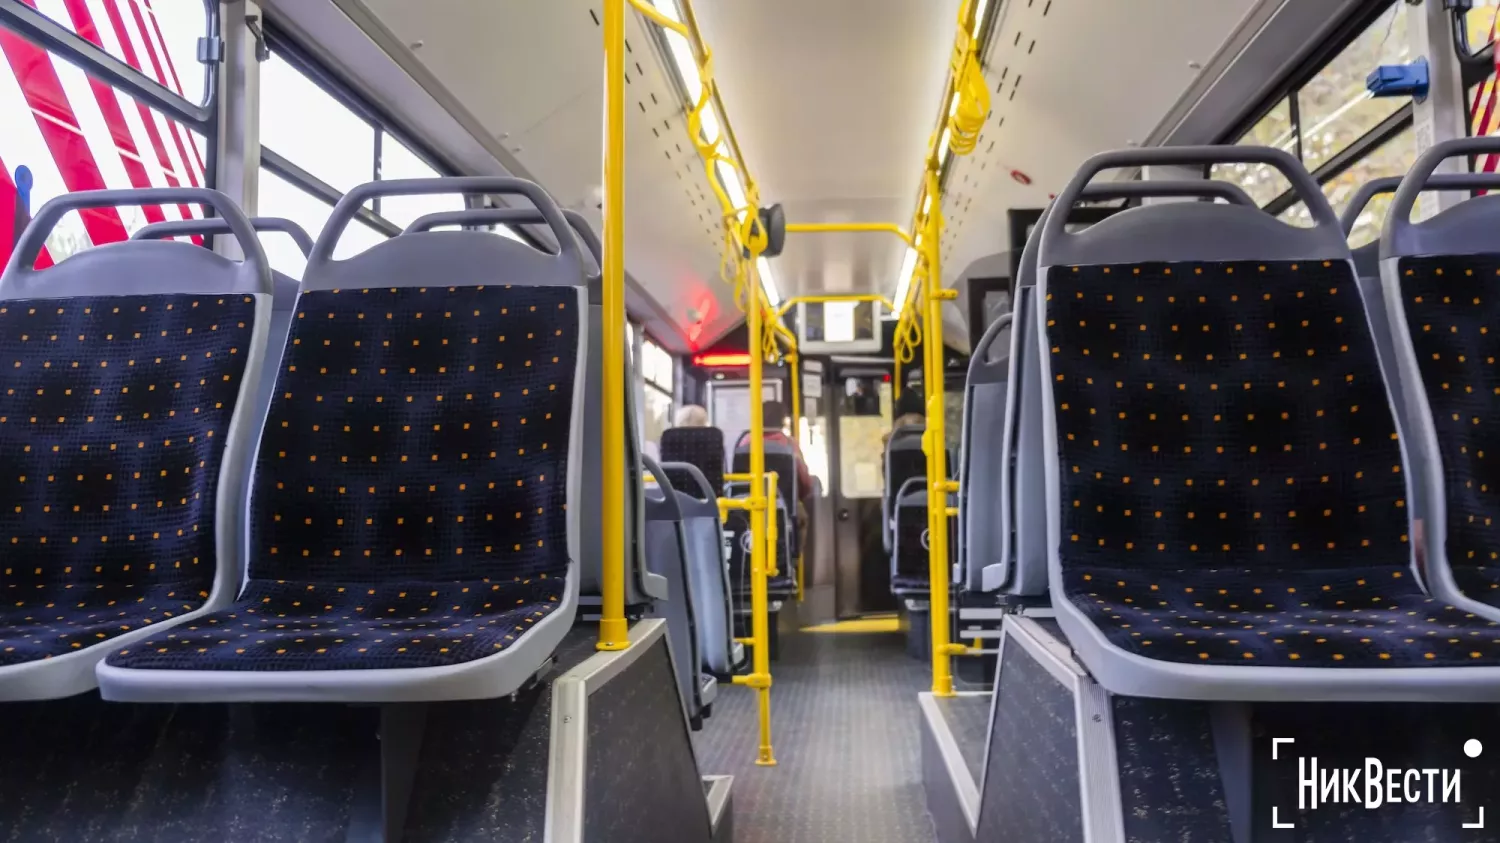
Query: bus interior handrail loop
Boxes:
[
  {"xmin": 1339, "ymin": 172, "xmax": 1500, "ymax": 236},
  {"xmin": 131, "ymin": 216, "xmax": 315, "ymax": 258},
  {"xmin": 1384, "ymin": 135, "xmax": 1500, "ymax": 258}
]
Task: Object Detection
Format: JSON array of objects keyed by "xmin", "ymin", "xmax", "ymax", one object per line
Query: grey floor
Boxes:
[
  {"xmin": 692, "ymin": 622, "xmax": 939, "ymax": 843},
  {"xmin": 933, "ymin": 693, "xmax": 991, "ymax": 782}
]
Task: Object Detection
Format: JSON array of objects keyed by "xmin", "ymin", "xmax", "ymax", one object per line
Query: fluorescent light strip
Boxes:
[{"xmin": 892, "ymin": 246, "xmax": 918, "ymax": 317}]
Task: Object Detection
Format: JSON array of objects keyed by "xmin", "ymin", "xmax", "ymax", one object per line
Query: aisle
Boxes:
[{"xmin": 693, "ymin": 622, "xmax": 938, "ymax": 843}]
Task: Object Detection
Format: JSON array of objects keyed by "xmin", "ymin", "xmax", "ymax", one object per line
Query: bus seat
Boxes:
[
  {"xmin": 1382, "ymin": 137, "xmax": 1500, "ymax": 625},
  {"xmin": 660, "ymin": 460, "xmax": 736, "ymax": 676},
  {"xmin": 731, "ymin": 439, "xmax": 798, "ymax": 576},
  {"xmin": 890, "ymin": 475, "xmax": 959, "ymax": 596},
  {"xmin": 97, "ymin": 177, "xmax": 590, "ymax": 703},
  {"xmin": 642, "ymin": 455, "xmax": 713, "ymax": 727},
  {"xmin": 959, "ymin": 314, "xmax": 1012, "ymax": 592},
  {"xmin": 977, "ymin": 182, "xmax": 1259, "ymax": 598},
  {"xmin": 660, "ymin": 425, "xmax": 727, "ymax": 498},
  {"xmin": 405, "ymin": 204, "xmax": 663, "ymax": 610},
  {"xmin": 1039, "ymin": 147, "xmax": 1500, "ymax": 701},
  {"xmin": 0, "ymin": 187, "xmax": 273, "ymax": 701},
  {"xmin": 883, "ymin": 424, "xmax": 926, "ymax": 554},
  {"xmin": 131, "ymin": 217, "xmax": 314, "ymax": 574}
]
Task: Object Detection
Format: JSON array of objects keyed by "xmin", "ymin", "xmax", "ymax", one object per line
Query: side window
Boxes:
[
  {"xmin": 641, "ymin": 337, "xmax": 675, "ymax": 445},
  {"xmin": 1215, "ymin": 2, "xmax": 1416, "ymax": 240},
  {"xmin": 26, "ymin": 0, "xmax": 211, "ymax": 105},
  {"xmin": 1, "ymin": 11, "xmax": 209, "ymax": 268}
]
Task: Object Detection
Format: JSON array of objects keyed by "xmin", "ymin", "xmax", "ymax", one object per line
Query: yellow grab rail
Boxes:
[{"xmin": 597, "ymin": 0, "xmax": 629, "ymax": 652}]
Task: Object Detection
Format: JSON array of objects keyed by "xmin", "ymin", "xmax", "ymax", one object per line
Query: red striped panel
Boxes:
[
  {"xmin": 122, "ymin": 0, "xmax": 200, "ymax": 188},
  {"xmin": 137, "ymin": 0, "xmax": 205, "ymax": 174},
  {"xmin": 0, "ymin": 20, "xmax": 127, "ymax": 247},
  {"xmin": 98, "ymin": 0, "xmax": 201, "ymax": 205}
]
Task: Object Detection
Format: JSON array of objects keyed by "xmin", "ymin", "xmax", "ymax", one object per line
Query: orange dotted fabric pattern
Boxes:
[
  {"xmin": 1045, "ymin": 260, "xmax": 1500, "ymax": 667},
  {"xmin": 105, "ymin": 285, "xmax": 579, "ymax": 672},
  {"xmin": 0, "ymin": 294, "xmax": 255, "ymax": 665},
  {"xmin": 1400, "ymin": 255, "xmax": 1500, "ymax": 607}
]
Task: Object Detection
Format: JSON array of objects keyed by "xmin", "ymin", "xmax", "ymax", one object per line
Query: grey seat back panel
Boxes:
[
  {"xmin": 657, "ymin": 460, "xmax": 734, "ymax": 673},
  {"xmin": 884, "ymin": 425, "xmax": 925, "ymax": 554},
  {"xmin": 643, "ymin": 475, "xmax": 702, "ymax": 718},
  {"xmin": 960, "ymin": 314, "xmax": 1011, "ymax": 592}
]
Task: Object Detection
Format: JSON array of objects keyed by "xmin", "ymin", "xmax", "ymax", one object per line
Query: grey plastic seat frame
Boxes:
[
  {"xmin": 890, "ymin": 475, "xmax": 932, "ymax": 595},
  {"xmin": 959, "ymin": 313, "xmax": 1011, "ymax": 592},
  {"xmin": 96, "ymin": 177, "xmax": 591, "ymax": 703},
  {"xmin": 1341, "ymin": 173, "xmax": 1500, "ymax": 279},
  {"xmin": 0, "ymin": 188, "xmax": 273, "ymax": 701},
  {"xmin": 970, "ymin": 181, "xmax": 1254, "ymax": 597},
  {"xmin": 407, "ymin": 206, "xmax": 665, "ymax": 607},
  {"xmin": 641, "ymin": 455, "xmax": 713, "ymax": 721},
  {"xmin": 1381, "ymin": 136, "xmax": 1500, "ymax": 629},
  {"xmin": 1038, "ymin": 146, "xmax": 1500, "ymax": 701},
  {"xmin": 883, "ymin": 424, "xmax": 925, "ymax": 555},
  {"xmin": 660, "ymin": 460, "xmax": 736, "ymax": 675}
]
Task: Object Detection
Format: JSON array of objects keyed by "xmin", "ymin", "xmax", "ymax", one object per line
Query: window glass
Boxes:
[
  {"xmin": 0, "ymin": 34, "xmax": 207, "ymax": 267},
  {"xmin": 1211, "ymin": 98, "xmax": 1296, "ymax": 206},
  {"xmin": 257, "ymin": 167, "xmax": 386, "ymax": 274},
  {"xmin": 1297, "ymin": 2, "xmax": 1411, "ymax": 170},
  {"xmin": 643, "ymin": 338, "xmax": 674, "ymax": 392},
  {"xmin": 29, "ymin": 0, "xmax": 209, "ymax": 105},
  {"xmin": 377, "ymin": 134, "xmax": 463, "ymax": 228},
  {"xmin": 259, "ymin": 51, "xmax": 375, "ymax": 193},
  {"xmin": 1321, "ymin": 126, "xmax": 1414, "ymax": 247},
  {"xmin": 643, "ymin": 385, "xmax": 672, "ymax": 447},
  {"xmin": 1468, "ymin": 0, "xmax": 1500, "ymax": 51},
  {"xmin": 1277, "ymin": 201, "xmax": 1314, "ymax": 228}
]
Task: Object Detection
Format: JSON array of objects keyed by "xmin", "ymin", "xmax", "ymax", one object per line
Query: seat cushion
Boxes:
[
  {"xmin": 103, "ymin": 576, "xmax": 563, "ymax": 671},
  {"xmin": 1065, "ymin": 564, "xmax": 1500, "ymax": 667},
  {"xmin": 0, "ymin": 583, "xmax": 204, "ymax": 666},
  {"xmin": 0, "ymin": 293, "xmax": 255, "ymax": 665},
  {"xmin": 1399, "ymin": 255, "xmax": 1500, "ymax": 609}
]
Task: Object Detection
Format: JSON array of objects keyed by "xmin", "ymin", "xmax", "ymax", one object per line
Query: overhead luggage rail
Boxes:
[
  {"xmin": 1037, "ymin": 145, "xmax": 1500, "ymax": 700},
  {"xmin": 0, "ymin": 187, "xmax": 272, "ymax": 701},
  {"xmin": 1382, "ymin": 135, "xmax": 1500, "ymax": 627}
]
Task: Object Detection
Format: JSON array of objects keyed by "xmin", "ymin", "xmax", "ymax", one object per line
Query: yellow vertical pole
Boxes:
[
  {"xmin": 922, "ymin": 169, "xmax": 960, "ymax": 695},
  {"xmin": 597, "ymin": 0, "xmax": 629, "ymax": 651},
  {"xmin": 786, "ymin": 352, "xmax": 805, "ymax": 601},
  {"xmin": 745, "ymin": 256, "xmax": 776, "ymax": 766}
]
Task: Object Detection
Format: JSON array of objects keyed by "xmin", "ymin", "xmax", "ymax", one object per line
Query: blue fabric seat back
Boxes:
[
  {"xmin": 0, "ymin": 296, "xmax": 256, "ymax": 646},
  {"xmin": 1046, "ymin": 259, "xmax": 1408, "ymax": 575},
  {"xmin": 661, "ymin": 426, "xmax": 725, "ymax": 498},
  {"xmin": 248, "ymin": 284, "xmax": 579, "ymax": 587}
]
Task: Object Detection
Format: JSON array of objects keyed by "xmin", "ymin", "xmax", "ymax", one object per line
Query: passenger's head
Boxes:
[
  {"xmin": 894, "ymin": 388, "xmax": 924, "ymax": 419},
  {"xmin": 763, "ymin": 400, "xmax": 788, "ymax": 431},
  {"xmin": 675, "ymin": 404, "xmax": 709, "ymax": 427}
]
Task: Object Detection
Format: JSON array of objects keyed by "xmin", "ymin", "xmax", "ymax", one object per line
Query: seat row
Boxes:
[
  {"xmin": 969, "ymin": 138, "xmax": 1500, "ymax": 700},
  {"xmin": 0, "ymin": 178, "xmax": 710, "ymax": 713}
]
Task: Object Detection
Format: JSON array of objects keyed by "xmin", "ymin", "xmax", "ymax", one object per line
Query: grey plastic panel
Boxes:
[
  {"xmin": 660, "ymin": 461, "xmax": 716, "ymax": 502},
  {"xmin": 1384, "ymin": 136, "xmax": 1500, "ymax": 259},
  {"xmin": 301, "ymin": 177, "xmax": 584, "ymax": 292},
  {"xmin": 642, "ymin": 456, "xmax": 702, "ymax": 719},
  {"xmin": 1040, "ymin": 147, "xmax": 1347, "ymax": 269},
  {"xmin": 2, "ymin": 188, "xmax": 271, "ymax": 298},
  {"xmin": 132, "ymin": 216, "xmax": 315, "ymax": 257},
  {"xmin": 404, "ymin": 207, "xmax": 603, "ymax": 307}
]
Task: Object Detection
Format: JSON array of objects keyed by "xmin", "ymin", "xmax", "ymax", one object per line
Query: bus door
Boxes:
[{"xmin": 830, "ymin": 365, "xmax": 895, "ymax": 617}]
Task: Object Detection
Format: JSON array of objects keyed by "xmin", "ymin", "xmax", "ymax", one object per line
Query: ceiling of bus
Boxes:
[
  {"xmin": 687, "ymin": 0, "xmax": 960, "ymax": 301},
  {"xmin": 350, "ymin": 0, "xmax": 1261, "ymax": 351}
]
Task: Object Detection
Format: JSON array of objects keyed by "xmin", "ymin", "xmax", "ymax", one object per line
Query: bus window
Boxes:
[
  {"xmin": 26, "ymin": 0, "xmax": 211, "ymax": 105},
  {"xmin": 0, "ymin": 30, "xmax": 207, "ymax": 268},
  {"xmin": 837, "ymin": 375, "xmax": 889, "ymax": 499}
]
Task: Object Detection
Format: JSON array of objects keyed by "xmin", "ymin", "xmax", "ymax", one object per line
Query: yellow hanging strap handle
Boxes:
[{"xmin": 945, "ymin": 0, "xmax": 989, "ymax": 157}]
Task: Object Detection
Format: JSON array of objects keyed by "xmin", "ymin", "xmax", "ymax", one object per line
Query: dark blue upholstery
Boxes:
[
  {"xmin": 660, "ymin": 426, "xmax": 724, "ymax": 497},
  {"xmin": 0, "ymin": 294, "xmax": 255, "ymax": 666},
  {"xmin": 723, "ymin": 508, "xmax": 795, "ymax": 599},
  {"xmin": 1046, "ymin": 259, "xmax": 1500, "ymax": 668},
  {"xmin": 891, "ymin": 496, "xmax": 955, "ymax": 594},
  {"xmin": 105, "ymin": 285, "xmax": 578, "ymax": 671},
  {"xmin": 1399, "ymin": 255, "xmax": 1500, "ymax": 609}
]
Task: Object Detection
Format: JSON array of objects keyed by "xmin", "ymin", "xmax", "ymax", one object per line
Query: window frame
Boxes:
[
  {"xmin": 0, "ymin": 0, "xmax": 218, "ymax": 132},
  {"xmin": 258, "ymin": 23, "xmax": 550, "ymax": 248},
  {"xmin": 1212, "ymin": 0, "xmax": 1416, "ymax": 217}
]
